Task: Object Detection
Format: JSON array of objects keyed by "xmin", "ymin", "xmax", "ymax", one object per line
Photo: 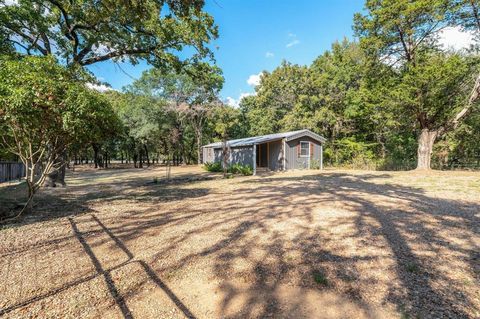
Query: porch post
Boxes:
[
  {"xmin": 267, "ymin": 142, "xmax": 270, "ymax": 170},
  {"xmin": 320, "ymin": 144, "xmax": 323, "ymax": 170},
  {"xmin": 282, "ymin": 138, "xmax": 286, "ymax": 171},
  {"xmin": 252, "ymin": 143, "xmax": 256, "ymax": 175}
]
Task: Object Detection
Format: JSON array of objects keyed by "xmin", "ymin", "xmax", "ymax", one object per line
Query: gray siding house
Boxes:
[{"xmin": 202, "ymin": 129, "xmax": 326, "ymax": 175}]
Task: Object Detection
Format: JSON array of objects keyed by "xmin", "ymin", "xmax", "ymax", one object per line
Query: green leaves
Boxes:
[
  {"xmin": 0, "ymin": 0, "xmax": 218, "ymax": 69},
  {"xmin": 0, "ymin": 54, "xmax": 118, "ymax": 157},
  {"xmin": 354, "ymin": 0, "xmax": 449, "ymax": 63}
]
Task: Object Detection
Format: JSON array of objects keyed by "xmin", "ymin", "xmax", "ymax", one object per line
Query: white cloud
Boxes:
[
  {"xmin": 265, "ymin": 51, "xmax": 274, "ymax": 58},
  {"xmin": 438, "ymin": 26, "xmax": 475, "ymax": 51},
  {"xmin": 286, "ymin": 32, "xmax": 300, "ymax": 48},
  {"xmin": 86, "ymin": 83, "xmax": 113, "ymax": 92},
  {"xmin": 1, "ymin": 0, "xmax": 18, "ymax": 6},
  {"xmin": 92, "ymin": 43, "xmax": 113, "ymax": 55},
  {"xmin": 225, "ymin": 92, "xmax": 254, "ymax": 108},
  {"xmin": 239, "ymin": 92, "xmax": 254, "ymax": 100},
  {"xmin": 247, "ymin": 72, "xmax": 262, "ymax": 86},
  {"xmin": 225, "ymin": 97, "xmax": 237, "ymax": 107},
  {"xmin": 286, "ymin": 39, "xmax": 300, "ymax": 48}
]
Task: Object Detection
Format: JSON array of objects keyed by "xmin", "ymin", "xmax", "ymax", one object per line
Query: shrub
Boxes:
[
  {"xmin": 204, "ymin": 162, "xmax": 253, "ymax": 175},
  {"xmin": 203, "ymin": 162, "xmax": 222, "ymax": 172},
  {"xmin": 229, "ymin": 163, "xmax": 253, "ymax": 176},
  {"xmin": 239, "ymin": 165, "xmax": 253, "ymax": 176},
  {"xmin": 228, "ymin": 163, "xmax": 242, "ymax": 174}
]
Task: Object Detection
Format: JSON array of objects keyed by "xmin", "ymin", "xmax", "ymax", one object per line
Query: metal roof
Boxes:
[{"xmin": 203, "ymin": 129, "xmax": 326, "ymax": 148}]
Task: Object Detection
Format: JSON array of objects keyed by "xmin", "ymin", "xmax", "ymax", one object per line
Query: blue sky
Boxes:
[{"xmin": 89, "ymin": 1, "xmax": 365, "ymax": 103}]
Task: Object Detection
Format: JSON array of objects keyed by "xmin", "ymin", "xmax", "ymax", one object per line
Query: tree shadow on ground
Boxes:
[
  {"xmin": 0, "ymin": 173, "xmax": 213, "ymax": 228},
  {"xmin": 0, "ymin": 213, "xmax": 198, "ymax": 318},
  {"xmin": 209, "ymin": 173, "xmax": 478, "ymax": 318},
  {"xmin": 1, "ymin": 171, "xmax": 478, "ymax": 318},
  {"xmin": 56, "ymin": 171, "xmax": 477, "ymax": 317}
]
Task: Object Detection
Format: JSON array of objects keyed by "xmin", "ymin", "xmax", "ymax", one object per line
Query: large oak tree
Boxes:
[
  {"xmin": 0, "ymin": 0, "xmax": 217, "ymax": 67},
  {"xmin": 354, "ymin": 0, "xmax": 480, "ymax": 169}
]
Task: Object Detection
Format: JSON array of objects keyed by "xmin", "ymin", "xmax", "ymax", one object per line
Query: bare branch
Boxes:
[{"xmin": 450, "ymin": 72, "xmax": 480, "ymax": 130}]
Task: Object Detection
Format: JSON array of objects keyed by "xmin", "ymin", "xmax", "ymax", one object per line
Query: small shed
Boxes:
[{"xmin": 202, "ymin": 129, "xmax": 326, "ymax": 175}]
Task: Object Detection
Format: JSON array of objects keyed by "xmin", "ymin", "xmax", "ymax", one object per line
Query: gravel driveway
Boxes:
[{"xmin": 1, "ymin": 166, "xmax": 479, "ymax": 318}]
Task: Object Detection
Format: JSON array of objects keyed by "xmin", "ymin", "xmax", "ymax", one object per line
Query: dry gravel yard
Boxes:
[{"xmin": 0, "ymin": 166, "xmax": 479, "ymax": 318}]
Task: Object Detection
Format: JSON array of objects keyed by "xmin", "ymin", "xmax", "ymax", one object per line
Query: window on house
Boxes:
[{"xmin": 300, "ymin": 141, "xmax": 310, "ymax": 157}]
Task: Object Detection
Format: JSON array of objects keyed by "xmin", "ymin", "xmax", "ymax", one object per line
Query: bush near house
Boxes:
[
  {"xmin": 204, "ymin": 162, "xmax": 223, "ymax": 172},
  {"xmin": 203, "ymin": 162, "xmax": 253, "ymax": 175},
  {"xmin": 229, "ymin": 163, "xmax": 253, "ymax": 176}
]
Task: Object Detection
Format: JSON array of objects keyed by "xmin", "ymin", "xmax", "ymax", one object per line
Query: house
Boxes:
[{"xmin": 202, "ymin": 129, "xmax": 326, "ymax": 175}]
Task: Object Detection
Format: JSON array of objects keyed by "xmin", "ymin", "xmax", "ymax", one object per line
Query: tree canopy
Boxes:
[
  {"xmin": 0, "ymin": 0, "xmax": 217, "ymax": 67},
  {"xmin": 0, "ymin": 55, "xmax": 118, "ymax": 207}
]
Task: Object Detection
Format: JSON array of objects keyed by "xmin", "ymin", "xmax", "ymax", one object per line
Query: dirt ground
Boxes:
[{"xmin": 0, "ymin": 166, "xmax": 479, "ymax": 319}]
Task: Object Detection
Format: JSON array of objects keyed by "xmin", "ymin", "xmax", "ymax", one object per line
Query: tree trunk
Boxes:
[
  {"xmin": 144, "ymin": 144, "xmax": 150, "ymax": 166},
  {"xmin": 43, "ymin": 151, "xmax": 66, "ymax": 187},
  {"xmin": 197, "ymin": 132, "xmax": 202, "ymax": 165},
  {"xmin": 416, "ymin": 128, "xmax": 439, "ymax": 170},
  {"xmin": 93, "ymin": 144, "xmax": 99, "ymax": 169}
]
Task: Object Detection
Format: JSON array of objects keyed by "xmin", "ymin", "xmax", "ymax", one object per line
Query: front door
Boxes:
[{"xmin": 256, "ymin": 144, "xmax": 268, "ymax": 168}]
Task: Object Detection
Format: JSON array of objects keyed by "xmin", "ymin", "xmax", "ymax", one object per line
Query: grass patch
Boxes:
[
  {"xmin": 313, "ymin": 271, "xmax": 328, "ymax": 286},
  {"xmin": 405, "ymin": 262, "xmax": 419, "ymax": 273}
]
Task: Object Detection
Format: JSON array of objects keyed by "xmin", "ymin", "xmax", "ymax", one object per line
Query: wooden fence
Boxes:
[{"xmin": 0, "ymin": 162, "xmax": 26, "ymax": 183}]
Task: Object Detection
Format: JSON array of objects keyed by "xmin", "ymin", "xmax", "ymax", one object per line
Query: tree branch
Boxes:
[
  {"xmin": 79, "ymin": 46, "xmax": 158, "ymax": 65},
  {"xmin": 3, "ymin": 25, "xmax": 48, "ymax": 55},
  {"xmin": 450, "ymin": 72, "xmax": 480, "ymax": 130},
  {"xmin": 469, "ymin": 0, "xmax": 480, "ymax": 33},
  {"xmin": 47, "ymin": 0, "xmax": 80, "ymax": 55}
]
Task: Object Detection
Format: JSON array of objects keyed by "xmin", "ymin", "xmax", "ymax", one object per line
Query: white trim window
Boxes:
[{"xmin": 300, "ymin": 141, "xmax": 310, "ymax": 157}]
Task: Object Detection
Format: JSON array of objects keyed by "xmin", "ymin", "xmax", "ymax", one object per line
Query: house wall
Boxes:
[
  {"xmin": 214, "ymin": 149, "xmax": 223, "ymax": 163},
  {"xmin": 202, "ymin": 147, "xmax": 216, "ymax": 163},
  {"xmin": 285, "ymin": 136, "xmax": 322, "ymax": 170},
  {"xmin": 203, "ymin": 146, "xmax": 254, "ymax": 167},
  {"xmin": 230, "ymin": 146, "xmax": 254, "ymax": 166}
]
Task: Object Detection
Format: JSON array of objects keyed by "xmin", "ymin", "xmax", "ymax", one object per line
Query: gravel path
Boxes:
[{"xmin": 0, "ymin": 167, "xmax": 479, "ymax": 318}]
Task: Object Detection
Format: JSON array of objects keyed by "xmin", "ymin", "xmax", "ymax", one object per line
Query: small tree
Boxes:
[
  {"xmin": 1, "ymin": 0, "xmax": 219, "ymax": 184},
  {"xmin": 0, "ymin": 55, "xmax": 116, "ymax": 215},
  {"xmin": 125, "ymin": 64, "xmax": 224, "ymax": 164},
  {"xmin": 213, "ymin": 104, "xmax": 240, "ymax": 177}
]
